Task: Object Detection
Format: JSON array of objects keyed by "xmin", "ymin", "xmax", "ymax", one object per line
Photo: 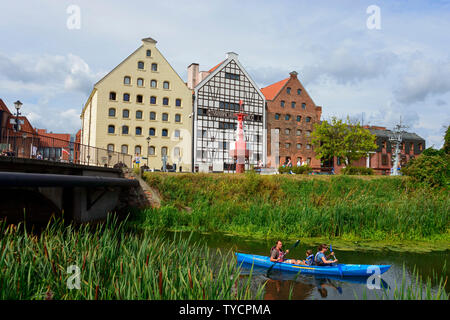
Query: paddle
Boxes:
[
  {"xmin": 330, "ymin": 244, "xmax": 343, "ymax": 277},
  {"xmin": 266, "ymin": 240, "xmax": 300, "ymax": 277}
]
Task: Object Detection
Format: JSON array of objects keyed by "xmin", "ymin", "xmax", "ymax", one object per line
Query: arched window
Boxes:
[
  {"xmin": 287, "ymin": 87, "xmax": 291, "ymax": 94},
  {"xmin": 175, "ymin": 114, "xmax": 181, "ymax": 122},
  {"xmin": 296, "ymin": 129, "xmax": 302, "ymax": 136},
  {"xmin": 306, "ymin": 117, "xmax": 311, "ymax": 122},
  {"xmin": 174, "ymin": 129, "xmax": 180, "ymax": 138},
  {"xmin": 296, "ymin": 115, "xmax": 301, "ymax": 122},
  {"xmin": 150, "ymin": 96, "xmax": 156, "ymax": 104},
  {"xmin": 124, "ymin": 76, "xmax": 131, "ymax": 85},
  {"xmin": 108, "ymin": 108, "xmax": 116, "ymax": 117},
  {"xmin": 173, "ymin": 147, "xmax": 180, "ymax": 157},
  {"xmin": 302, "ymin": 103, "xmax": 306, "ymax": 109},
  {"xmin": 138, "ymin": 61, "xmax": 144, "ymax": 69},
  {"xmin": 280, "ymin": 101, "xmax": 285, "ymax": 107},
  {"xmin": 285, "ymin": 114, "xmax": 291, "ymax": 121},
  {"xmin": 107, "ymin": 144, "xmax": 114, "ymax": 151},
  {"xmin": 163, "ymin": 81, "xmax": 170, "ymax": 89},
  {"xmin": 275, "ymin": 113, "xmax": 280, "ymax": 120},
  {"xmin": 149, "ymin": 128, "xmax": 156, "ymax": 136},
  {"xmin": 135, "ymin": 145, "xmax": 141, "ymax": 155},
  {"xmin": 136, "ymin": 110, "xmax": 143, "ymax": 119},
  {"xmin": 149, "ymin": 112, "xmax": 156, "ymax": 120},
  {"xmin": 136, "ymin": 95, "xmax": 143, "ymax": 103},
  {"xmin": 123, "ymin": 93, "xmax": 130, "ymax": 102},
  {"xmin": 122, "ymin": 125, "xmax": 129, "ymax": 135},
  {"xmin": 163, "ymin": 97, "xmax": 169, "ymax": 106},
  {"xmin": 162, "ymin": 113, "xmax": 168, "ymax": 121},
  {"xmin": 148, "ymin": 146, "xmax": 155, "ymax": 155},
  {"xmin": 306, "ymin": 130, "xmax": 311, "ymax": 137},
  {"xmin": 151, "ymin": 80, "xmax": 157, "ymax": 88},
  {"xmin": 297, "ymin": 89, "xmax": 302, "ymax": 95},
  {"xmin": 291, "ymin": 102, "xmax": 296, "ymax": 108},
  {"xmin": 137, "ymin": 78, "xmax": 144, "ymax": 87},
  {"xmin": 176, "ymin": 99, "xmax": 181, "ymax": 107},
  {"xmin": 109, "ymin": 92, "xmax": 116, "ymax": 101},
  {"xmin": 306, "ymin": 144, "xmax": 311, "ymax": 150},
  {"xmin": 146, "ymin": 49, "xmax": 151, "ymax": 57},
  {"xmin": 121, "ymin": 145, "xmax": 128, "ymax": 154},
  {"xmin": 161, "ymin": 147, "xmax": 168, "ymax": 156},
  {"xmin": 285, "ymin": 128, "xmax": 291, "ymax": 135},
  {"xmin": 136, "ymin": 127, "xmax": 142, "ymax": 135},
  {"xmin": 122, "ymin": 109, "xmax": 129, "ymax": 118},
  {"xmin": 151, "ymin": 63, "xmax": 157, "ymax": 71},
  {"xmin": 297, "ymin": 143, "xmax": 302, "ymax": 149},
  {"xmin": 108, "ymin": 125, "xmax": 115, "ymax": 134},
  {"xmin": 162, "ymin": 129, "xmax": 168, "ymax": 137}
]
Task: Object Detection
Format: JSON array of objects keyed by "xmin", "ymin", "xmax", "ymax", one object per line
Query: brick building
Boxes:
[{"xmin": 261, "ymin": 71, "xmax": 322, "ymax": 168}]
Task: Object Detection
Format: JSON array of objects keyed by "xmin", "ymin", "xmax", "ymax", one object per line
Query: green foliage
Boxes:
[
  {"xmin": 278, "ymin": 165, "xmax": 312, "ymax": 174},
  {"xmin": 341, "ymin": 166, "xmax": 374, "ymax": 175},
  {"xmin": 401, "ymin": 154, "xmax": 450, "ymax": 188},
  {"xmin": 422, "ymin": 147, "xmax": 445, "ymax": 157},
  {"xmin": 312, "ymin": 116, "xmax": 377, "ymax": 165},
  {"xmin": 444, "ymin": 125, "xmax": 450, "ymax": 155},
  {"xmin": 139, "ymin": 173, "xmax": 449, "ymax": 242}
]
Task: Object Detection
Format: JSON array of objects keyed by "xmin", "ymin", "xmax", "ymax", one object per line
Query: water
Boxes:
[{"xmin": 162, "ymin": 230, "xmax": 449, "ymax": 300}]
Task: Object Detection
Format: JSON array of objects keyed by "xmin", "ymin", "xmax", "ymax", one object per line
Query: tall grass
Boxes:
[
  {"xmin": 0, "ymin": 216, "xmax": 266, "ymax": 300},
  {"xmin": 138, "ymin": 173, "xmax": 450, "ymax": 241}
]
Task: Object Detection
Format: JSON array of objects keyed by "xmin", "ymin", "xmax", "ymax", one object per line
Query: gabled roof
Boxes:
[
  {"xmin": 0, "ymin": 99, "xmax": 12, "ymax": 114},
  {"xmin": 209, "ymin": 60, "xmax": 225, "ymax": 73},
  {"xmin": 261, "ymin": 78, "xmax": 290, "ymax": 101}
]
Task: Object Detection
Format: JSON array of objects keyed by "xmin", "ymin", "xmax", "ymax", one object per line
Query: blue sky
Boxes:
[{"xmin": 0, "ymin": 0, "xmax": 449, "ymax": 147}]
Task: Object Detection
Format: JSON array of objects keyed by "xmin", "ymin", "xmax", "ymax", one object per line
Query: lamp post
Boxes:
[
  {"xmin": 146, "ymin": 136, "xmax": 151, "ymax": 167},
  {"xmin": 13, "ymin": 100, "xmax": 22, "ymax": 157}
]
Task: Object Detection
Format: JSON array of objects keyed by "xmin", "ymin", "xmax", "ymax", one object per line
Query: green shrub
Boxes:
[
  {"xmin": 279, "ymin": 165, "xmax": 312, "ymax": 174},
  {"xmin": 341, "ymin": 166, "xmax": 374, "ymax": 175},
  {"xmin": 401, "ymin": 154, "xmax": 449, "ymax": 188}
]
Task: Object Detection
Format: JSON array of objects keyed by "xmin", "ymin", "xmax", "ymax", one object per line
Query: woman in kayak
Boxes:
[
  {"xmin": 270, "ymin": 240, "xmax": 304, "ymax": 264},
  {"xmin": 314, "ymin": 244, "xmax": 337, "ymax": 266}
]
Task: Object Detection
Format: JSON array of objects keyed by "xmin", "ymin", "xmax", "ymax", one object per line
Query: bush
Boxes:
[
  {"xmin": 401, "ymin": 154, "xmax": 450, "ymax": 188},
  {"xmin": 278, "ymin": 165, "xmax": 312, "ymax": 174},
  {"xmin": 341, "ymin": 166, "xmax": 374, "ymax": 175}
]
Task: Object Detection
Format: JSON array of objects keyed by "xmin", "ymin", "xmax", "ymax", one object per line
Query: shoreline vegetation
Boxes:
[{"xmin": 135, "ymin": 172, "xmax": 449, "ymax": 252}]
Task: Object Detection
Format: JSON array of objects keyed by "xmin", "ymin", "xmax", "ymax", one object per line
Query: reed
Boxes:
[{"xmin": 0, "ymin": 216, "xmax": 266, "ymax": 300}]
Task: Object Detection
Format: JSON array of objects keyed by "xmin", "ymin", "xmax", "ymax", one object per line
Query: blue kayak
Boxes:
[{"xmin": 236, "ymin": 253, "xmax": 391, "ymax": 277}]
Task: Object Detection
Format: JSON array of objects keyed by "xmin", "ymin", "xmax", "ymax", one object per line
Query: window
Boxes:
[
  {"xmin": 175, "ymin": 114, "xmax": 181, "ymax": 122},
  {"xmin": 174, "ymin": 129, "xmax": 180, "ymax": 138},
  {"xmin": 135, "ymin": 145, "xmax": 141, "ymax": 155},
  {"xmin": 173, "ymin": 147, "xmax": 180, "ymax": 157},
  {"xmin": 122, "ymin": 125, "xmax": 129, "ymax": 135},
  {"xmin": 306, "ymin": 130, "xmax": 311, "ymax": 137},
  {"xmin": 124, "ymin": 76, "xmax": 131, "ymax": 85},
  {"xmin": 138, "ymin": 61, "xmax": 144, "ymax": 69},
  {"xmin": 123, "ymin": 93, "xmax": 130, "ymax": 102},
  {"xmin": 176, "ymin": 99, "xmax": 181, "ymax": 107},
  {"xmin": 161, "ymin": 147, "xmax": 168, "ymax": 156},
  {"xmin": 291, "ymin": 102, "xmax": 296, "ymax": 108},
  {"xmin": 297, "ymin": 143, "xmax": 301, "ymax": 149},
  {"xmin": 337, "ymin": 157, "xmax": 341, "ymax": 166},
  {"xmin": 108, "ymin": 108, "xmax": 116, "ymax": 117},
  {"xmin": 135, "ymin": 127, "xmax": 142, "ymax": 135},
  {"xmin": 307, "ymin": 158, "xmax": 311, "ymax": 165},
  {"xmin": 108, "ymin": 125, "xmax": 115, "ymax": 134},
  {"xmin": 148, "ymin": 146, "xmax": 155, "ymax": 155},
  {"xmin": 297, "ymin": 89, "xmax": 302, "ymax": 95},
  {"xmin": 149, "ymin": 128, "xmax": 156, "ymax": 136},
  {"xmin": 149, "ymin": 112, "xmax": 156, "ymax": 120},
  {"xmin": 274, "ymin": 128, "xmax": 280, "ymax": 134},
  {"xmin": 287, "ymin": 87, "xmax": 291, "ymax": 94},
  {"xmin": 136, "ymin": 110, "xmax": 143, "ymax": 119},
  {"xmin": 306, "ymin": 144, "xmax": 311, "ymax": 150},
  {"xmin": 280, "ymin": 101, "xmax": 285, "ymax": 107},
  {"xmin": 107, "ymin": 144, "xmax": 114, "ymax": 152},
  {"xmin": 163, "ymin": 81, "xmax": 170, "ymax": 89},
  {"xmin": 136, "ymin": 95, "xmax": 143, "ymax": 103},
  {"xmin": 296, "ymin": 129, "xmax": 301, "ymax": 136},
  {"xmin": 109, "ymin": 92, "xmax": 116, "ymax": 101},
  {"xmin": 162, "ymin": 129, "xmax": 168, "ymax": 137},
  {"xmin": 121, "ymin": 145, "xmax": 128, "ymax": 154},
  {"xmin": 163, "ymin": 97, "xmax": 169, "ymax": 106},
  {"xmin": 285, "ymin": 114, "xmax": 291, "ymax": 121},
  {"xmin": 306, "ymin": 117, "xmax": 311, "ymax": 122},
  {"xmin": 285, "ymin": 143, "xmax": 291, "ymax": 148},
  {"xmin": 225, "ymin": 72, "xmax": 240, "ymax": 80},
  {"xmin": 275, "ymin": 113, "xmax": 280, "ymax": 120},
  {"xmin": 302, "ymin": 103, "xmax": 306, "ymax": 109},
  {"xmin": 151, "ymin": 63, "xmax": 157, "ymax": 71},
  {"xmin": 137, "ymin": 78, "xmax": 144, "ymax": 87},
  {"xmin": 382, "ymin": 154, "xmax": 388, "ymax": 165},
  {"xmin": 296, "ymin": 115, "xmax": 301, "ymax": 122},
  {"xmin": 150, "ymin": 96, "xmax": 156, "ymax": 104},
  {"xmin": 146, "ymin": 49, "xmax": 151, "ymax": 57},
  {"xmin": 151, "ymin": 80, "xmax": 157, "ymax": 88},
  {"xmin": 122, "ymin": 109, "xmax": 129, "ymax": 118},
  {"xmin": 285, "ymin": 128, "xmax": 291, "ymax": 135},
  {"xmin": 162, "ymin": 113, "xmax": 168, "ymax": 121}
]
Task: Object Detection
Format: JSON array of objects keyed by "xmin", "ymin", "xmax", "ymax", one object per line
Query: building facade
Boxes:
[
  {"xmin": 80, "ymin": 37, "xmax": 193, "ymax": 171},
  {"xmin": 262, "ymin": 72, "xmax": 322, "ymax": 169},
  {"xmin": 188, "ymin": 53, "xmax": 266, "ymax": 172}
]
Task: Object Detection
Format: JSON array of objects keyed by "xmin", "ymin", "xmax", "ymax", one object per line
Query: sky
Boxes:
[{"xmin": 0, "ymin": 0, "xmax": 449, "ymax": 148}]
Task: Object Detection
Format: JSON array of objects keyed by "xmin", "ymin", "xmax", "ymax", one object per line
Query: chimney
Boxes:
[
  {"xmin": 290, "ymin": 71, "xmax": 298, "ymax": 79},
  {"xmin": 187, "ymin": 63, "xmax": 199, "ymax": 90}
]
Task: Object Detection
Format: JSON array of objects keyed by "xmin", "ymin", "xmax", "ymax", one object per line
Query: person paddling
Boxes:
[
  {"xmin": 270, "ymin": 240, "xmax": 303, "ymax": 265},
  {"xmin": 314, "ymin": 244, "xmax": 337, "ymax": 266}
]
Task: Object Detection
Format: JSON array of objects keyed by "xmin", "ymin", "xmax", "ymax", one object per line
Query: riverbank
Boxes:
[{"xmin": 134, "ymin": 173, "xmax": 450, "ymax": 252}]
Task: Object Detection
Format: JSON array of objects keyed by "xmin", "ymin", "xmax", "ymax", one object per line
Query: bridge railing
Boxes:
[{"xmin": 0, "ymin": 126, "xmax": 133, "ymax": 168}]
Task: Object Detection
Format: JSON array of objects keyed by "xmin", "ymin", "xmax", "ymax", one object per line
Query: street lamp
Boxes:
[
  {"xmin": 13, "ymin": 100, "xmax": 23, "ymax": 157},
  {"xmin": 146, "ymin": 136, "xmax": 151, "ymax": 167}
]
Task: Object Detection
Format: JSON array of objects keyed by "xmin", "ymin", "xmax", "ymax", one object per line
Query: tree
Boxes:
[
  {"xmin": 312, "ymin": 116, "xmax": 377, "ymax": 166},
  {"xmin": 444, "ymin": 125, "xmax": 450, "ymax": 155}
]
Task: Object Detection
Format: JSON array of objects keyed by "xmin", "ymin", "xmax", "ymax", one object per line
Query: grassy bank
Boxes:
[
  {"xmin": 0, "ymin": 217, "xmax": 264, "ymax": 300},
  {"xmin": 135, "ymin": 173, "xmax": 449, "ymax": 250}
]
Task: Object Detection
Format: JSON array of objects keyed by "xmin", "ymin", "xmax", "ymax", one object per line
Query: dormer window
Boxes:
[{"xmin": 146, "ymin": 49, "xmax": 151, "ymax": 57}]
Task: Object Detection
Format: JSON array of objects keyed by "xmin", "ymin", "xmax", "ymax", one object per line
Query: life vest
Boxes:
[
  {"xmin": 314, "ymin": 252, "xmax": 325, "ymax": 265},
  {"xmin": 306, "ymin": 254, "xmax": 314, "ymax": 266},
  {"xmin": 271, "ymin": 246, "xmax": 285, "ymax": 262}
]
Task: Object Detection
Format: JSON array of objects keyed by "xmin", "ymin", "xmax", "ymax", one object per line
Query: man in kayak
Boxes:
[
  {"xmin": 314, "ymin": 244, "xmax": 337, "ymax": 266},
  {"xmin": 270, "ymin": 240, "xmax": 304, "ymax": 265}
]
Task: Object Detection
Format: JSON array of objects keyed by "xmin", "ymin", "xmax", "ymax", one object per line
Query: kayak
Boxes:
[{"xmin": 236, "ymin": 253, "xmax": 391, "ymax": 277}]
